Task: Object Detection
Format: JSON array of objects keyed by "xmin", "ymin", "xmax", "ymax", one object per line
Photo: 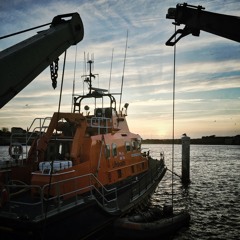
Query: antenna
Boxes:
[
  {"xmin": 119, "ymin": 30, "xmax": 128, "ymax": 112},
  {"xmin": 82, "ymin": 54, "xmax": 96, "ymax": 94},
  {"xmin": 83, "ymin": 52, "xmax": 87, "ymax": 95},
  {"xmin": 71, "ymin": 45, "xmax": 78, "ymax": 112},
  {"xmin": 109, "ymin": 48, "xmax": 114, "ymax": 93},
  {"xmin": 87, "ymin": 53, "xmax": 89, "ymax": 72},
  {"xmin": 91, "ymin": 53, "xmax": 94, "ymax": 72},
  {"xmin": 84, "ymin": 51, "xmax": 87, "ymax": 76}
]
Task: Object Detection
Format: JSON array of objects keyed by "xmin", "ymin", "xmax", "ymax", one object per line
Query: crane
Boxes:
[
  {"xmin": 0, "ymin": 13, "xmax": 84, "ymax": 108},
  {"xmin": 165, "ymin": 3, "xmax": 240, "ymax": 46}
]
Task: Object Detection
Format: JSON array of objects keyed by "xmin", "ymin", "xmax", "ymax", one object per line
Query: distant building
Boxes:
[{"xmin": 11, "ymin": 127, "xmax": 26, "ymax": 134}]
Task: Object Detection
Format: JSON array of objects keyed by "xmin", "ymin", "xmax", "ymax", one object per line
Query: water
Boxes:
[
  {"xmin": 146, "ymin": 144, "xmax": 240, "ymax": 240},
  {"xmin": 0, "ymin": 144, "xmax": 240, "ymax": 239}
]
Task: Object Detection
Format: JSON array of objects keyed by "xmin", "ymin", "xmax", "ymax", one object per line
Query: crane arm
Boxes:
[
  {"xmin": 0, "ymin": 13, "xmax": 84, "ymax": 108},
  {"xmin": 165, "ymin": 3, "xmax": 240, "ymax": 46}
]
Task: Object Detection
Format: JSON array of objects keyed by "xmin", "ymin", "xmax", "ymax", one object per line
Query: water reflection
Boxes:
[
  {"xmin": 0, "ymin": 144, "xmax": 239, "ymax": 239},
  {"xmin": 146, "ymin": 144, "xmax": 240, "ymax": 240}
]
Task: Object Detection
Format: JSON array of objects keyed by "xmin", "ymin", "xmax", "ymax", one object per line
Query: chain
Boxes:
[{"xmin": 50, "ymin": 58, "xmax": 59, "ymax": 89}]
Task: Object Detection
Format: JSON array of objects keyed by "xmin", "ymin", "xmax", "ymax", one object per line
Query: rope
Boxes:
[
  {"xmin": 167, "ymin": 167, "xmax": 181, "ymax": 179},
  {"xmin": 171, "ymin": 25, "xmax": 177, "ymax": 209},
  {"xmin": 0, "ymin": 23, "xmax": 51, "ymax": 40}
]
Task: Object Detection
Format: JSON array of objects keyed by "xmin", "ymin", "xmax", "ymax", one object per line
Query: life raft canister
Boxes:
[
  {"xmin": 9, "ymin": 143, "xmax": 23, "ymax": 159},
  {"xmin": 0, "ymin": 186, "xmax": 9, "ymax": 208}
]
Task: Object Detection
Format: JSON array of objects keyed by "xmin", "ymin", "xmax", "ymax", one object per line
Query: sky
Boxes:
[{"xmin": 0, "ymin": 0, "xmax": 240, "ymax": 139}]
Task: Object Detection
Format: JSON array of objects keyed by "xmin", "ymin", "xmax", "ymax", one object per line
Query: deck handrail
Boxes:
[
  {"xmin": 27, "ymin": 117, "xmax": 52, "ymax": 133},
  {"xmin": 5, "ymin": 173, "xmax": 119, "ymax": 220},
  {"xmin": 42, "ymin": 173, "xmax": 118, "ymax": 210},
  {"xmin": 9, "ymin": 117, "xmax": 52, "ymax": 157},
  {"xmin": 4, "ymin": 184, "xmax": 45, "ymax": 215},
  {"xmin": 4, "ymin": 159, "xmax": 165, "ymax": 220},
  {"xmin": 26, "ymin": 117, "xmax": 52, "ymax": 145}
]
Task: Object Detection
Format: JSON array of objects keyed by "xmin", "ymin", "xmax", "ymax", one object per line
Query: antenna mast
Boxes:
[
  {"xmin": 119, "ymin": 30, "xmax": 128, "ymax": 112},
  {"xmin": 71, "ymin": 45, "xmax": 78, "ymax": 112},
  {"xmin": 109, "ymin": 48, "xmax": 114, "ymax": 92},
  {"xmin": 82, "ymin": 54, "xmax": 96, "ymax": 94},
  {"xmin": 83, "ymin": 52, "xmax": 87, "ymax": 95}
]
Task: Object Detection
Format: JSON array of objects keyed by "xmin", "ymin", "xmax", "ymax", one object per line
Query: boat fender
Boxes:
[
  {"xmin": 0, "ymin": 186, "xmax": 9, "ymax": 208},
  {"xmin": 9, "ymin": 144, "xmax": 23, "ymax": 159}
]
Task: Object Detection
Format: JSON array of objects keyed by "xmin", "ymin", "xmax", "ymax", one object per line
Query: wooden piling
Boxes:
[{"xmin": 181, "ymin": 134, "xmax": 190, "ymax": 184}]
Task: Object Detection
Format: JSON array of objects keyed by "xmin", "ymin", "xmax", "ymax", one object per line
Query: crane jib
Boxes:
[{"xmin": 0, "ymin": 13, "xmax": 84, "ymax": 109}]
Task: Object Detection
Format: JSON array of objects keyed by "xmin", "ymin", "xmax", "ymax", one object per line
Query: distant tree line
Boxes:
[
  {"xmin": 0, "ymin": 127, "xmax": 239, "ymax": 145},
  {"xmin": 1, "ymin": 127, "xmax": 9, "ymax": 133},
  {"xmin": 142, "ymin": 135, "xmax": 240, "ymax": 145}
]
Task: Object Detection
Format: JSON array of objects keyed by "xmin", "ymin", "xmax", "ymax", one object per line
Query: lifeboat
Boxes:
[{"xmin": 0, "ymin": 60, "xmax": 167, "ymax": 240}]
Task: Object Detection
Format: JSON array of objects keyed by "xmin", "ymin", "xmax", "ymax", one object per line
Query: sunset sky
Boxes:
[{"xmin": 0, "ymin": 0, "xmax": 240, "ymax": 139}]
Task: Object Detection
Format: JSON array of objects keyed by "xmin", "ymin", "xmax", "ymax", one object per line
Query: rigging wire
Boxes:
[
  {"xmin": 109, "ymin": 48, "xmax": 114, "ymax": 93},
  {"xmin": 58, "ymin": 50, "xmax": 67, "ymax": 113},
  {"xmin": 0, "ymin": 22, "xmax": 51, "ymax": 40},
  {"xmin": 83, "ymin": 51, "xmax": 86, "ymax": 95},
  {"xmin": 171, "ymin": 25, "xmax": 177, "ymax": 210},
  {"xmin": 119, "ymin": 30, "xmax": 128, "ymax": 112}
]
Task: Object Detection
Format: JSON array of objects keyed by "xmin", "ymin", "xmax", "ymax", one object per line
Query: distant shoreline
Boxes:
[
  {"xmin": 0, "ymin": 130, "xmax": 240, "ymax": 146},
  {"xmin": 142, "ymin": 136, "xmax": 240, "ymax": 145}
]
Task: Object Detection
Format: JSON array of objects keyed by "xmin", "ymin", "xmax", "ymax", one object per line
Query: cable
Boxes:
[
  {"xmin": 119, "ymin": 30, "xmax": 128, "ymax": 112},
  {"xmin": 171, "ymin": 25, "xmax": 177, "ymax": 210},
  {"xmin": 0, "ymin": 23, "xmax": 51, "ymax": 40},
  {"xmin": 108, "ymin": 48, "xmax": 114, "ymax": 93},
  {"xmin": 57, "ymin": 50, "xmax": 67, "ymax": 113}
]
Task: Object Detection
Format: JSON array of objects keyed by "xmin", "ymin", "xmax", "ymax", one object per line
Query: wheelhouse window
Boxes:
[
  {"xmin": 131, "ymin": 141, "xmax": 136, "ymax": 151},
  {"xmin": 105, "ymin": 144, "xmax": 110, "ymax": 159},
  {"xmin": 112, "ymin": 143, "xmax": 117, "ymax": 157},
  {"xmin": 136, "ymin": 138, "xmax": 141, "ymax": 150},
  {"xmin": 125, "ymin": 142, "xmax": 131, "ymax": 152}
]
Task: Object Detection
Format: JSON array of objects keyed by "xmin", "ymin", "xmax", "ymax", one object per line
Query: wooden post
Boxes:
[{"xmin": 181, "ymin": 134, "xmax": 190, "ymax": 184}]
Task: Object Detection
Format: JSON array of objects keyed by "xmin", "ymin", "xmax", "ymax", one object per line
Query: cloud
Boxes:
[{"xmin": 0, "ymin": 0, "xmax": 240, "ymax": 138}]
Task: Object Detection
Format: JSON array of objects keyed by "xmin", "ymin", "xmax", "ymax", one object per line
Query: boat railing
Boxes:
[
  {"xmin": 88, "ymin": 173, "xmax": 119, "ymax": 212},
  {"xmin": 9, "ymin": 117, "xmax": 52, "ymax": 155},
  {"xmin": 130, "ymin": 159, "xmax": 166, "ymax": 201},
  {"xmin": 90, "ymin": 117, "xmax": 112, "ymax": 134},
  {"xmin": 27, "ymin": 117, "xmax": 52, "ymax": 134},
  {"xmin": 4, "ymin": 173, "xmax": 118, "ymax": 221},
  {"xmin": 26, "ymin": 117, "xmax": 52, "ymax": 143},
  {"xmin": 6, "ymin": 118, "xmax": 52, "ymax": 162},
  {"xmin": 3, "ymin": 183, "xmax": 45, "ymax": 217},
  {"xmin": 41, "ymin": 173, "xmax": 119, "ymax": 213}
]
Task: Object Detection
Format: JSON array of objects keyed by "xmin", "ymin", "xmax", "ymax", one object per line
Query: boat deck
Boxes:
[{"xmin": 0, "ymin": 158, "xmax": 166, "ymax": 239}]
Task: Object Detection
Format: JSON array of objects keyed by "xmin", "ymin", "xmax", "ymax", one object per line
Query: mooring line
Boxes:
[{"xmin": 167, "ymin": 167, "xmax": 182, "ymax": 179}]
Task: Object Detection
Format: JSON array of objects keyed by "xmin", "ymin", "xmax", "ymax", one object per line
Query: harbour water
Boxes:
[
  {"xmin": 0, "ymin": 144, "xmax": 239, "ymax": 239},
  {"xmin": 147, "ymin": 144, "xmax": 240, "ymax": 240}
]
